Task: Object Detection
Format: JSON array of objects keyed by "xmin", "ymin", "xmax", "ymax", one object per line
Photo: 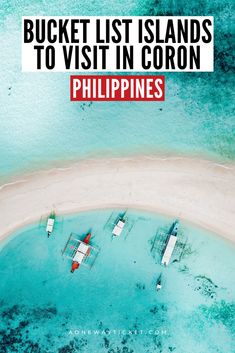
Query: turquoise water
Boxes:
[
  {"xmin": 0, "ymin": 1, "xmax": 234, "ymax": 352},
  {"xmin": 0, "ymin": 0, "xmax": 234, "ymax": 181},
  {"xmin": 0, "ymin": 210, "xmax": 234, "ymax": 353}
]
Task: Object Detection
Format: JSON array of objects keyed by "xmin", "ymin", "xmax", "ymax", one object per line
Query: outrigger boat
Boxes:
[
  {"xmin": 156, "ymin": 274, "xmax": 162, "ymax": 291},
  {"xmin": 161, "ymin": 220, "xmax": 179, "ymax": 266},
  {"xmin": 112, "ymin": 217, "xmax": 126, "ymax": 236},
  {"xmin": 62, "ymin": 232, "xmax": 99, "ymax": 273},
  {"xmin": 46, "ymin": 211, "xmax": 56, "ymax": 238},
  {"xmin": 70, "ymin": 233, "xmax": 91, "ymax": 273}
]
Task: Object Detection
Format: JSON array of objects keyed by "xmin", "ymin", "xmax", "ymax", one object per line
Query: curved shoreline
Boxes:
[{"xmin": 0, "ymin": 156, "xmax": 235, "ymax": 244}]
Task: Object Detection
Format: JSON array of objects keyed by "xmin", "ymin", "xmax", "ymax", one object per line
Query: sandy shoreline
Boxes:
[{"xmin": 0, "ymin": 156, "xmax": 235, "ymax": 244}]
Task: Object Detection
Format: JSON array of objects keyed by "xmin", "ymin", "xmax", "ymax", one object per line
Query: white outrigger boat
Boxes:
[
  {"xmin": 112, "ymin": 217, "xmax": 126, "ymax": 236},
  {"xmin": 46, "ymin": 211, "xmax": 56, "ymax": 238},
  {"xmin": 161, "ymin": 220, "xmax": 179, "ymax": 266}
]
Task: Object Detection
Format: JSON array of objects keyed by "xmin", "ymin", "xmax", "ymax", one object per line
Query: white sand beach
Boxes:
[{"xmin": 0, "ymin": 156, "xmax": 234, "ymax": 243}]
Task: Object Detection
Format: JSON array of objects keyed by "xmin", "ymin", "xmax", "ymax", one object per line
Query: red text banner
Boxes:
[{"xmin": 70, "ymin": 75, "xmax": 165, "ymax": 101}]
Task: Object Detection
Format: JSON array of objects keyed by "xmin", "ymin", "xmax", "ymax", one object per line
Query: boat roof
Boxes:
[
  {"xmin": 112, "ymin": 226, "xmax": 122, "ymax": 236},
  {"xmin": 117, "ymin": 220, "xmax": 125, "ymax": 228},
  {"xmin": 73, "ymin": 251, "xmax": 86, "ymax": 264},
  {"xmin": 161, "ymin": 235, "xmax": 177, "ymax": 265},
  {"xmin": 46, "ymin": 218, "xmax": 55, "ymax": 232},
  {"xmin": 47, "ymin": 218, "xmax": 55, "ymax": 225},
  {"xmin": 77, "ymin": 242, "xmax": 89, "ymax": 254}
]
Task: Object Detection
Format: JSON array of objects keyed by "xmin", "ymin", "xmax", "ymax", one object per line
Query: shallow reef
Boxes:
[
  {"xmin": 0, "ymin": 304, "xmax": 58, "ymax": 353},
  {"xmin": 200, "ymin": 300, "xmax": 235, "ymax": 332},
  {"xmin": 194, "ymin": 275, "xmax": 218, "ymax": 299}
]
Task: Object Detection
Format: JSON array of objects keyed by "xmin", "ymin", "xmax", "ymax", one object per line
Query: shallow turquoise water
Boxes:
[
  {"xmin": 0, "ymin": 1, "xmax": 234, "ymax": 352},
  {"xmin": 0, "ymin": 0, "xmax": 234, "ymax": 181},
  {"xmin": 0, "ymin": 210, "xmax": 234, "ymax": 353}
]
